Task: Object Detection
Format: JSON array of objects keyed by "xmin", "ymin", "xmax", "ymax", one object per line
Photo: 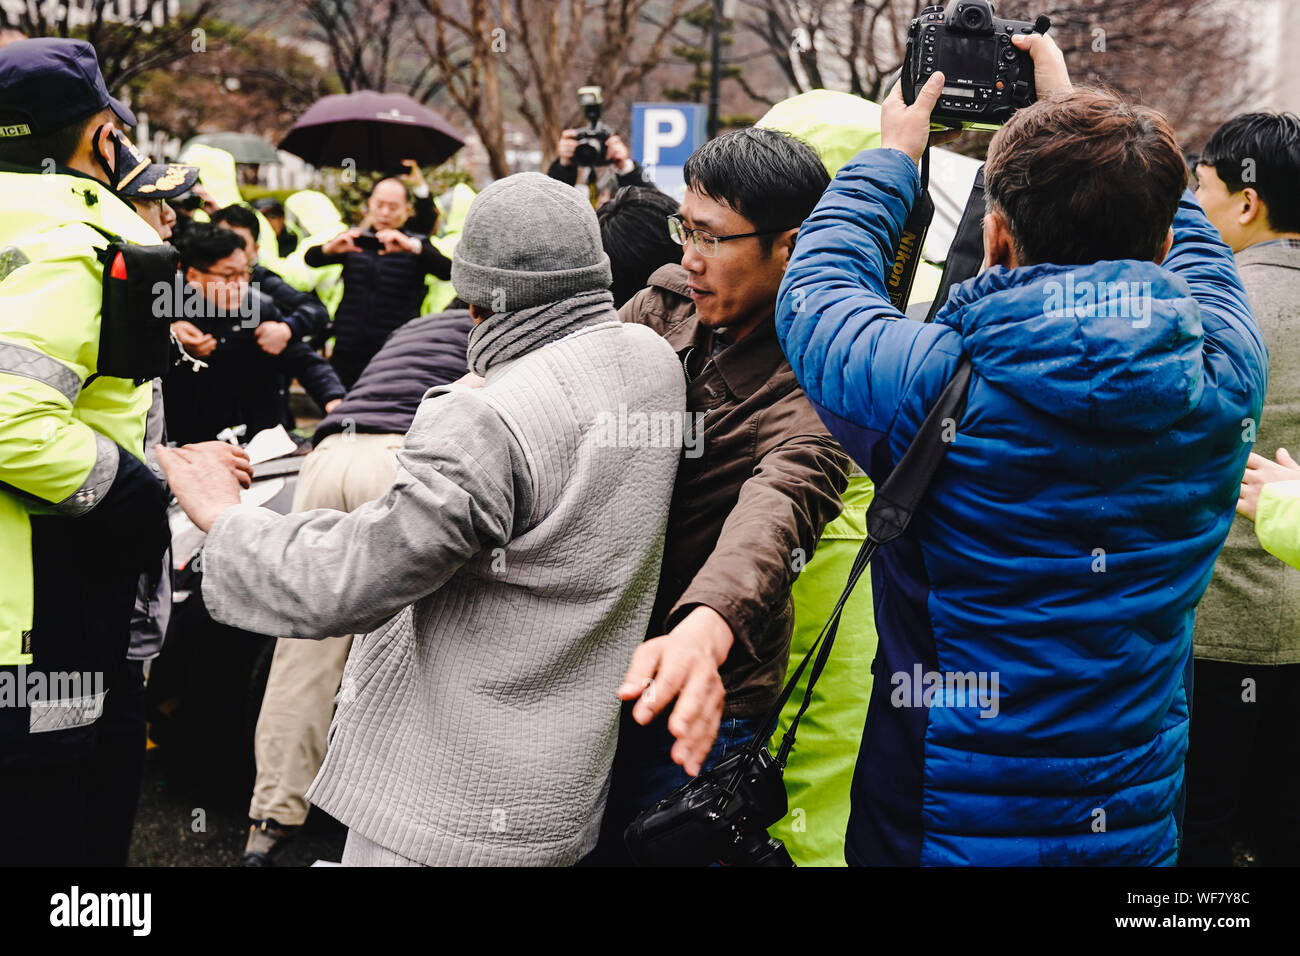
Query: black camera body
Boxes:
[
  {"xmin": 572, "ymin": 85, "xmax": 612, "ymax": 168},
  {"xmin": 902, "ymin": 1, "xmax": 1049, "ymax": 130},
  {"xmin": 623, "ymin": 745, "xmax": 794, "ymax": 867}
]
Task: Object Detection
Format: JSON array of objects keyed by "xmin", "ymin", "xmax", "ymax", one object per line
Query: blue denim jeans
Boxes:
[{"xmin": 582, "ymin": 706, "xmax": 764, "ymax": 865}]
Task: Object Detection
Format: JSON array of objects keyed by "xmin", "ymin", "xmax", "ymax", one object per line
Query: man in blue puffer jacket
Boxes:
[{"xmin": 776, "ymin": 36, "xmax": 1267, "ymax": 866}]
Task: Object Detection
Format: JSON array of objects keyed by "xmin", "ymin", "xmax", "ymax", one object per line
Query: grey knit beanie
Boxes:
[{"xmin": 452, "ymin": 172, "xmax": 613, "ymax": 312}]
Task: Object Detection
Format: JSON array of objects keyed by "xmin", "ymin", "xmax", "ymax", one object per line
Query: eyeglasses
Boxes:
[
  {"xmin": 667, "ymin": 214, "xmax": 793, "ymax": 258},
  {"xmin": 196, "ymin": 267, "xmax": 251, "ymax": 283}
]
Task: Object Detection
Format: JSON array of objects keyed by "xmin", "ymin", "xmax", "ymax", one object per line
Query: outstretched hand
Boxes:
[
  {"xmin": 617, "ymin": 604, "xmax": 733, "ymax": 776},
  {"xmin": 1011, "ymin": 31, "xmax": 1073, "ymax": 100},
  {"xmin": 1239, "ymin": 448, "xmax": 1300, "ymax": 522},
  {"xmin": 155, "ymin": 442, "xmax": 250, "ymax": 533}
]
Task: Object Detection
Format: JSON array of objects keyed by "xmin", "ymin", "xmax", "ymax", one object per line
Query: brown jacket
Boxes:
[{"xmin": 621, "ymin": 264, "xmax": 850, "ymax": 717}]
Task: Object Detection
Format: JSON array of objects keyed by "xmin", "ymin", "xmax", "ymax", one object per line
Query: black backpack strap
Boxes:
[
  {"xmin": 925, "ymin": 165, "xmax": 986, "ymax": 323},
  {"xmin": 754, "ymin": 354, "xmax": 974, "ymax": 763}
]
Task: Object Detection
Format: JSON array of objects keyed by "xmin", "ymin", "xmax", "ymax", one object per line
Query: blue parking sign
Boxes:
[{"xmin": 631, "ymin": 103, "xmax": 708, "ymax": 198}]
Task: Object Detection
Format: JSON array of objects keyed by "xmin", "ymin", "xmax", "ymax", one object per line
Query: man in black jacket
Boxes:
[
  {"xmin": 303, "ymin": 178, "xmax": 453, "ymax": 388},
  {"xmin": 164, "ymin": 224, "xmax": 345, "ymax": 445},
  {"xmin": 211, "ymin": 204, "xmax": 330, "ymax": 349}
]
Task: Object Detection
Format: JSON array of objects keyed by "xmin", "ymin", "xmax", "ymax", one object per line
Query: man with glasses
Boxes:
[
  {"xmin": 164, "ymin": 223, "xmax": 345, "ymax": 445},
  {"xmin": 586, "ymin": 126, "xmax": 851, "ymax": 864}
]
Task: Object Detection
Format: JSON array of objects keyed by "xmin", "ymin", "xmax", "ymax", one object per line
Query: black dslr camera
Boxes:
[
  {"xmin": 902, "ymin": 1, "xmax": 1050, "ymax": 130},
  {"xmin": 623, "ymin": 745, "xmax": 795, "ymax": 867},
  {"xmin": 572, "ymin": 86, "xmax": 612, "ymax": 168}
]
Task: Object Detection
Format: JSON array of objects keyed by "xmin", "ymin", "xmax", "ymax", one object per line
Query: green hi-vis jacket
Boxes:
[
  {"xmin": 0, "ymin": 164, "xmax": 161, "ymax": 665},
  {"xmin": 1256, "ymin": 480, "xmax": 1300, "ymax": 573}
]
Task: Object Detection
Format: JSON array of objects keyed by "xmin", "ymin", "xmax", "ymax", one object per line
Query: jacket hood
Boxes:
[
  {"xmin": 178, "ymin": 143, "xmax": 242, "ymax": 208},
  {"xmin": 757, "ymin": 90, "xmax": 944, "ymax": 307},
  {"xmin": 0, "ymin": 166, "xmax": 161, "ymax": 248},
  {"xmin": 757, "ymin": 90, "xmax": 882, "ymax": 177},
  {"xmin": 285, "ymin": 189, "xmax": 344, "ymax": 238},
  {"xmin": 933, "ymin": 259, "xmax": 1203, "ymax": 432}
]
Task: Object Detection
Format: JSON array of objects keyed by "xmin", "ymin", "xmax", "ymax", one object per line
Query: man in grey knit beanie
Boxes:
[
  {"xmin": 158, "ymin": 171, "xmax": 687, "ymax": 865},
  {"xmin": 453, "ymin": 171, "xmax": 613, "ymax": 313}
]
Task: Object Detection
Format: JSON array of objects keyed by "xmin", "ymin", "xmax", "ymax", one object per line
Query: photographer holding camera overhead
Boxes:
[
  {"xmin": 547, "ymin": 86, "xmax": 655, "ymax": 198},
  {"xmin": 777, "ymin": 0, "xmax": 1266, "ymax": 866}
]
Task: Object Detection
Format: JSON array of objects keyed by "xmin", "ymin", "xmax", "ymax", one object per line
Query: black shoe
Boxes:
[{"xmin": 241, "ymin": 818, "xmax": 299, "ymax": 867}]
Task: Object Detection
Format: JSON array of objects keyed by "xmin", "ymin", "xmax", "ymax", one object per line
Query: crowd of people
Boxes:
[{"xmin": 0, "ymin": 31, "xmax": 1298, "ymax": 868}]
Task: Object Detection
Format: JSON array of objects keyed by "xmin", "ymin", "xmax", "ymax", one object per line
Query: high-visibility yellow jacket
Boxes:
[
  {"xmin": 278, "ymin": 190, "xmax": 347, "ymax": 318},
  {"xmin": 0, "ymin": 163, "xmax": 161, "ymax": 665},
  {"xmin": 421, "ymin": 182, "xmax": 476, "ymax": 315}
]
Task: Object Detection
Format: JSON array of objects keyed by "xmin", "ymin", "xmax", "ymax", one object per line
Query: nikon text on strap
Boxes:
[{"xmin": 885, "ymin": 146, "xmax": 935, "ymax": 311}]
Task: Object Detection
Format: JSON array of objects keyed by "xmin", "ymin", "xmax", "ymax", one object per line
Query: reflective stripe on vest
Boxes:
[
  {"xmin": 52, "ymin": 431, "xmax": 119, "ymax": 517},
  {"xmin": 0, "ymin": 340, "xmax": 81, "ymax": 404}
]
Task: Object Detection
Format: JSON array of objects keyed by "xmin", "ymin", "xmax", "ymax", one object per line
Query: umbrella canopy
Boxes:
[
  {"xmin": 181, "ymin": 132, "xmax": 282, "ymax": 165},
  {"xmin": 278, "ymin": 91, "xmax": 465, "ymax": 172}
]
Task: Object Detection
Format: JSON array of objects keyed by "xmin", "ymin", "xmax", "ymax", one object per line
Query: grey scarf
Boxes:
[{"xmin": 466, "ymin": 288, "xmax": 617, "ymax": 376}]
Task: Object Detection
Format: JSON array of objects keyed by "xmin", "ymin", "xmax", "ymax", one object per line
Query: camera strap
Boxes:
[
  {"xmin": 755, "ymin": 352, "xmax": 974, "ymax": 767},
  {"xmin": 885, "ymin": 146, "xmax": 934, "ymax": 311},
  {"xmin": 925, "ymin": 165, "xmax": 987, "ymax": 323}
]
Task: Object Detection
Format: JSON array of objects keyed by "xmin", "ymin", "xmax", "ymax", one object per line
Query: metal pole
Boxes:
[{"xmin": 707, "ymin": 0, "xmax": 722, "ymax": 139}]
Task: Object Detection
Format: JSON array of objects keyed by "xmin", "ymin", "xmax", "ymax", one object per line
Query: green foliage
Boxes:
[{"xmin": 665, "ymin": 2, "xmax": 736, "ymax": 106}]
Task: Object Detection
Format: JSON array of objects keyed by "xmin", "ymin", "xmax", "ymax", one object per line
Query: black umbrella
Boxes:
[{"xmin": 278, "ymin": 91, "xmax": 465, "ymax": 172}]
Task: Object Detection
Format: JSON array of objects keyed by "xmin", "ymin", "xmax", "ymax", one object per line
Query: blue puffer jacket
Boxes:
[{"xmin": 776, "ymin": 148, "xmax": 1267, "ymax": 866}]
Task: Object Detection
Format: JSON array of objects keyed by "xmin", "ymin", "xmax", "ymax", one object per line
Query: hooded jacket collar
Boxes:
[{"xmin": 934, "ymin": 259, "xmax": 1204, "ymax": 432}]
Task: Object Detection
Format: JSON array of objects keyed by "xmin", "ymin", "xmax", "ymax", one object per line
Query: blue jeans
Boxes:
[{"xmin": 582, "ymin": 706, "xmax": 764, "ymax": 865}]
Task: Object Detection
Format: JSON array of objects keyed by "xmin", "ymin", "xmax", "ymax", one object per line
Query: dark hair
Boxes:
[
  {"xmin": 253, "ymin": 197, "xmax": 285, "ymax": 218},
  {"xmin": 682, "ymin": 127, "xmax": 830, "ymax": 254},
  {"xmin": 985, "ymin": 88, "xmax": 1188, "ymax": 266},
  {"xmin": 209, "ymin": 203, "xmax": 260, "ymax": 242},
  {"xmin": 597, "ymin": 186, "xmax": 682, "ymax": 307},
  {"xmin": 206, "ymin": 202, "xmax": 257, "ymax": 243},
  {"xmin": 0, "ymin": 108, "xmax": 105, "ymax": 168},
  {"xmin": 174, "ymin": 222, "xmax": 246, "ymax": 272},
  {"xmin": 1198, "ymin": 112, "xmax": 1300, "ymax": 234}
]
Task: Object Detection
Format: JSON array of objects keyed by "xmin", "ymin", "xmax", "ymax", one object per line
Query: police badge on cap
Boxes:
[{"xmin": 97, "ymin": 128, "xmax": 199, "ymax": 201}]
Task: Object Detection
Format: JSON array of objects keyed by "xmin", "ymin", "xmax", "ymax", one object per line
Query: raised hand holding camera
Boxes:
[
  {"xmin": 902, "ymin": 1, "xmax": 1051, "ymax": 130},
  {"xmin": 882, "ymin": 72, "xmax": 962, "ymax": 165},
  {"xmin": 1010, "ymin": 30, "xmax": 1072, "ymax": 99}
]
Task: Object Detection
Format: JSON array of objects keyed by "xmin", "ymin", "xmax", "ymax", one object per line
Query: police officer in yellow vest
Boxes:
[{"xmin": 0, "ymin": 38, "xmax": 250, "ymax": 865}]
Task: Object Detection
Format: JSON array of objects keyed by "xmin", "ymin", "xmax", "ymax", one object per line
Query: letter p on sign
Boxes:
[{"xmin": 643, "ymin": 109, "xmax": 687, "ymax": 167}]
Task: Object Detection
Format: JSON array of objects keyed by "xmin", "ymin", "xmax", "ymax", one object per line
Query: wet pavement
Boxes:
[{"xmin": 128, "ymin": 740, "xmax": 346, "ymax": 868}]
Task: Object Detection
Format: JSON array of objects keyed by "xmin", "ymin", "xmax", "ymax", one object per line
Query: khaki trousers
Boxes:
[{"xmin": 247, "ymin": 432, "xmax": 404, "ymax": 825}]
